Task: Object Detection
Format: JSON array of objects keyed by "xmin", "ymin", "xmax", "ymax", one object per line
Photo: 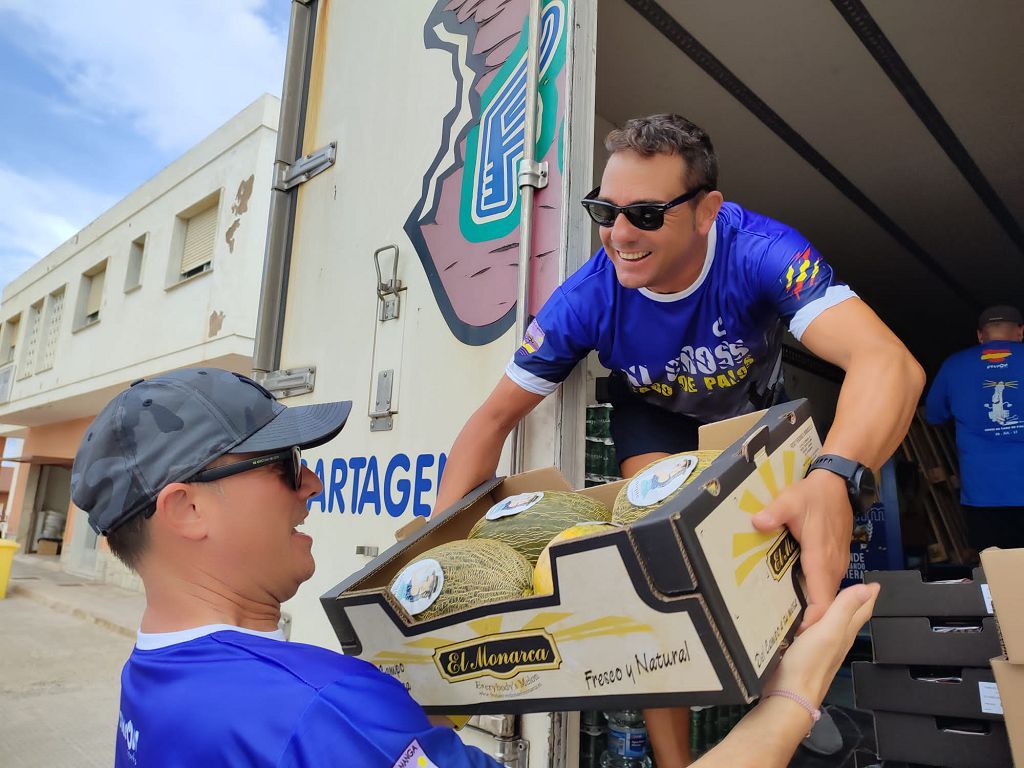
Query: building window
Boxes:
[
  {"xmin": 37, "ymin": 287, "xmax": 65, "ymax": 372},
  {"xmin": 177, "ymin": 195, "xmax": 219, "ymax": 280},
  {"xmin": 124, "ymin": 234, "xmax": 146, "ymax": 292},
  {"xmin": 75, "ymin": 260, "xmax": 107, "ymax": 329},
  {"xmin": 18, "ymin": 300, "xmax": 42, "ymax": 379},
  {"xmin": 0, "ymin": 315, "xmax": 19, "ymax": 367}
]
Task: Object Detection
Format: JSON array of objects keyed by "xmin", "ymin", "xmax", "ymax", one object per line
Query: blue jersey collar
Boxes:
[{"xmin": 638, "ymin": 219, "xmax": 717, "ymax": 303}]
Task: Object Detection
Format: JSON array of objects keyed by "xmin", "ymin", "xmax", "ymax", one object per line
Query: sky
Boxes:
[{"xmin": 0, "ymin": 0, "xmax": 291, "ymax": 294}]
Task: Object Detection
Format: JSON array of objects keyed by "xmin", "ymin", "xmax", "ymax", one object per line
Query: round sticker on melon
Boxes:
[
  {"xmin": 390, "ymin": 558, "xmax": 445, "ymax": 616},
  {"xmin": 485, "ymin": 491, "xmax": 546, "ymax": 521},
  {"xmin": 626, "ymin": 455, "xmax": 700, "ymax": 507}
]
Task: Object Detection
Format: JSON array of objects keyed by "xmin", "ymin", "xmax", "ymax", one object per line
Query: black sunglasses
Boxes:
[
  {"xmin": 581, "ymin": 184, "xmax": 710, "ymax": 230},
  {"xmin": 188, "ymin": 446, "xmax": 303, "ymax": 491}
]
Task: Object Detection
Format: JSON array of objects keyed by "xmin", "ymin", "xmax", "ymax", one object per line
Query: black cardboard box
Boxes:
[
  {"xmin": 871, "ymin": 617, "xmax": 1003, "ymax": 667},
  {"xmin": 852, "ymin": 662, "xmax": 1003, "ymax": 721},
  {"xmin": 864, "ymin": 568, "xmax": 991, "ymax": 618},
  {"xmin": 320, "ymin": 402, "xmax": 816, "ymax": 715},
  {"xmin": 872, "ymin": 710, "xmax": 1012, "ymax": 767}
]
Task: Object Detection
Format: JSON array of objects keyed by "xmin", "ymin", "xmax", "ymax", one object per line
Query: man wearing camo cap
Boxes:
[{"xmin": 72, "ymin": 367, "xmax": 502, "ymax": 767}]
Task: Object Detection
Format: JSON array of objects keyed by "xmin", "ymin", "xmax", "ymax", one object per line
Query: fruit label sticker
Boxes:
[
  {"xmin": 626, "ymin": 455, "xmax": 699, "ymax": 507},
  {"xmin": 485, "ymin": 491, "xmax": 545, "ymax": 520},
  {"xmin": 392, "ymin": 559, "xmax": 445, "ymax": 616}
]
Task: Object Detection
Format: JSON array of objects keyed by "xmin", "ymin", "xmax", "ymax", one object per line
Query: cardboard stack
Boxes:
[
  {"xmin": 982, "ymin": 548, "xmax": 1024, "ymax": 767},
  {"xmin": 320, "ymin": 402, "xmax": 816, "ymax": 715},
  {"xmin": 854, "ymin": 568, "xmax": 1012, "ymax": 767}
]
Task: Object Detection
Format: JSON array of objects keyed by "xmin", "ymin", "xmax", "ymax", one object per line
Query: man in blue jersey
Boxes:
[
  {"xmin": 925, "ymin": 305, "xmax": 1024, "ymax": 550},
  {"xmin": 435, "ymin": 114, "xmax": 924, "ymax": 764},
  {"xmin": 70, "ymin": 368, "xmax": 501, "ymax": 768}
]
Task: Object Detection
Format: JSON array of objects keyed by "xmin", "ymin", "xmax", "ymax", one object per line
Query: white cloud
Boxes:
[
  {"xmin": 0, "ymin": 164, "xmax": 117, "ymax": 293},
  {"xmin": 1, "ymin": 0, "xmax": 286, "ymax": 153}
]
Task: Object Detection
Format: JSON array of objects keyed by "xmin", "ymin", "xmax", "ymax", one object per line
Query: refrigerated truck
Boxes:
[{"xmin": 251, "ymin": 1, "xmax": 1024, "ymax": 763}]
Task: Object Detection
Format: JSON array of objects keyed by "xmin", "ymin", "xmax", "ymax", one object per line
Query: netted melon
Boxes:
[
  {"xmin": 533, "ymin": 522, "xmax": 620, "ymax": 595},
  {"xmin": 468, "ymin": 490, "xmax": 611, "ymax": 565},
  {"xmin": 612, "ymin": 450, "xmax": 721, "ymax": 524},
  {"xmin": 389, "ymin": 538, "xmax": 533, "ymax": 622}
]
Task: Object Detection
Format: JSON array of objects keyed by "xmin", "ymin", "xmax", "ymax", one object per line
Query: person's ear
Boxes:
[
  {"xmin": 977, "ymin": 329, "xmax": 985, "ymax": 344},
  {"xmin": 695, "ymin": 190, "xmax": 723, "ymax": 237},
  {"xmin": 1017, "ymin": 325, "xmax": 1024, "ymax": 342},
  {"xmin": 154, "ymin": 483, "xmax": 209, "ymax": 541}
]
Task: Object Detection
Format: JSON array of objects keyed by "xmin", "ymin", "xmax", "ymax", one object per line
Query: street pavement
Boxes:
[{"xmin": 0, "ymin": 555, "xmax": 142, "ymax": 768}]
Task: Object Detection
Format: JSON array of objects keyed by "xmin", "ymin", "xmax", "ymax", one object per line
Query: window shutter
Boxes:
[
  {"xmin": 85, "ymin": 270, "xmax": 105, "ymax": 317},
  {"xmin": 180, "ymin": 204, "xmax": 217, "ymax": 274}
]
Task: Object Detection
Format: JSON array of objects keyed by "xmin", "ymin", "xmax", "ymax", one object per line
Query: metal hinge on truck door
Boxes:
[
  {"xmin": 274, "ymin": 142, "xmax": 337, "ymax": 192},
  {"xmin": 260, "ymin": 367, "xmax": 316, "ymax": 398}
]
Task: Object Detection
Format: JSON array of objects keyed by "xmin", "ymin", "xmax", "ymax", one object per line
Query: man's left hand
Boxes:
[{"xmin": 751, "ymin": 469, "xmax": 853, "ymax": 632}]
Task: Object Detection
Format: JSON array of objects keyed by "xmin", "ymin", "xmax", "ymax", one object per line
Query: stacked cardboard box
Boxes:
[
  {"xmin": 982, "ymin": 548, "xmax": 1024, "ymax": 767},
  {"xmin": 853, "ymin": 569, "xmax": 1012, "ymax": 767}
]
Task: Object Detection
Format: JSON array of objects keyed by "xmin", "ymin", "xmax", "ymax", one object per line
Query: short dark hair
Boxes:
[
  {"xmin": 605, "ymin": 114, "xmax": 719, "ymax": 191},
  {"xmin": 105, "ymin": 505, "xmax": 152, "ymax": 571}
]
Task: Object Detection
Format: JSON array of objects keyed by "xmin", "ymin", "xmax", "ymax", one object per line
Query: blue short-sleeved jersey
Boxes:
[
  {"xmin": 925, "ymin": 341, "xmax": 1024, "ymax": 507},
  {"xmin": 114, "ymin": 626, "xmax": 499, "ymax": 768},
  {"xmin": 506, "ymin": 202, "xmax": 855, "ymax": 423}
]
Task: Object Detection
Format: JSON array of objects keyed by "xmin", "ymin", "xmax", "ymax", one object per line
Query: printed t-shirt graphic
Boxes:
[
  {"xmin": 506, "ymin": 202, "xmax": 856, "ymax": 422},
  {"xmin": 926, "ymin": 341, "xmax": 1024, "ymax": 506}
]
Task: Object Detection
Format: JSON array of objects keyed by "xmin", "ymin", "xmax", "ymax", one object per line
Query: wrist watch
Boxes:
[{"xmin": 804, "ymin": 454, "xmax": 878, "ymax": 516}]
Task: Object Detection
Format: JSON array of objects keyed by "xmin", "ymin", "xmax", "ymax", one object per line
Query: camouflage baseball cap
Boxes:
[{"xmin": 71, "ymin": 368, "xmax": 352, "ymax": 535}]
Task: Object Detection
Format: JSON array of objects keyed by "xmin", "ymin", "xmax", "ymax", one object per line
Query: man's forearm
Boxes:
[
  {"xmin": 433, "ymin": 411, "xmax": 512, "ymax": 515},
  {"xmin": 822, "ymin": 341, "xmax": 924, "ymax": 467}
]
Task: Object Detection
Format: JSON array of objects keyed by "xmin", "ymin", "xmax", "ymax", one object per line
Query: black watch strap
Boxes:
[{"xmin": 805, "ymin": 454, "xmax": 861, "ymax": 484}]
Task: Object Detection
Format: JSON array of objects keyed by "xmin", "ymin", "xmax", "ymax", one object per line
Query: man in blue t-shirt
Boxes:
[
  {"xmin": 435, "ymin": 114, "xmax": 924, "ymax": 765},
  {"xmin": 70, "ymin": 368, "xmax": 500, "ymax": 768},
  {"xmin": 925, "ymin": 305, "xmax": 1024, "ymax": 550}
]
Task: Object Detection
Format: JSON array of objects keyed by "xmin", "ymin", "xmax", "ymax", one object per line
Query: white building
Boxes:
[{"xmin": 0, "ymin": 94, "xmax": 279, "ymax": 587}]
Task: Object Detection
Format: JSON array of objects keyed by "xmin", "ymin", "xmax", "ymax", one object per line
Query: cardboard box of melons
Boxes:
[{"xmin": 320, "ymin": 400, "xmax": 816, "ymax": 715}]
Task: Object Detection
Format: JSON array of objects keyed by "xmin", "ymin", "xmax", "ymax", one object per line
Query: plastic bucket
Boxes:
[{"xmin": 0, "ymin": 539, "xmax": 19, "ymax": 599}]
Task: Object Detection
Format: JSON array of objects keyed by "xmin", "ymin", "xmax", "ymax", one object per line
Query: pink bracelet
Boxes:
[{"xmin": 763, "ymin": 689, "xmax": 821, "ymax": 734}]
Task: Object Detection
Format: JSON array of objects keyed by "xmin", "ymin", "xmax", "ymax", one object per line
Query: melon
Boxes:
[
  {"xmin": 467, "ymin": 490, "xmax": 611, "ymax": 565},
  {"xmin": 389, "ymin": 538, "xmax": 533, "ymax": 622},
  {"xmin": 612, "ymin": 450, "xmax": 722, "ymax": 524},
  {"xmin": 533, "ymin": 522, "xmax": 620, "ymax": 595}
]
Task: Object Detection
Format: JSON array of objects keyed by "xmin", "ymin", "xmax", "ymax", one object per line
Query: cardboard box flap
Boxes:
[
  {"xmin": 991, "ymin": 657, "xmax": 1024, "ymax": 768},
  {"xmin": 980, "ymin": 548, "xmax": 1024, "ymax": 663}
]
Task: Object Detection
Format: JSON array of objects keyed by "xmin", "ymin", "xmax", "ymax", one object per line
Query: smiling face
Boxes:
[
  {"xmin": 597, "ymin": 150, "xmax": 722, "ymax": 294},
  {"xmin": 201, "ymin": 453, "xmax": 323, "ymax": 604}
]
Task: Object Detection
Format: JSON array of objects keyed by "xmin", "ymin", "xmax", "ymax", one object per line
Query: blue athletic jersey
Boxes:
[
  {"xmin": 925, "ymin": 341, "xmax": 1024, "ymax": 506},
  {"xmin": 506, "ymin": 202, "xmax": 855, "ymax": 422},
  {"xmin": 114, "ymin": 627, "xmax": 499, "ymax": 768}
]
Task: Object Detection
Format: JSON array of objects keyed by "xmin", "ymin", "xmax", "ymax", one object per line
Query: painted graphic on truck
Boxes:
[{"xmin": 405, "ymin": 0, "xmax": 567, "ymax": 345}]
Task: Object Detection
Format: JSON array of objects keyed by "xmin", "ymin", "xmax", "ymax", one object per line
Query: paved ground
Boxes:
[{"xmin": 0, "ymin": 555, "xmax": 142, "ymax": 768}]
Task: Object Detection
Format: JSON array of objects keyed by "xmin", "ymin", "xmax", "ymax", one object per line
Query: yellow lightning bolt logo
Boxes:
[{"xmin": 784, "ymin": 247, "xmax": 819, "ymax": 300}]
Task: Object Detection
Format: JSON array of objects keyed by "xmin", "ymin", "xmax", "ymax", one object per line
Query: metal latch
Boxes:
[
  {"xmin": 373, "ymin": 245, "xmax": 405, "ymax": 321},
  {"xmin": 276, "ymin": 142, "xmax": 337, "ymax": 191},
  {"xmin": 261, "ymin": 367, "xmax": 315, "ymax": 398},
  {"xmin": 369, "ymin": 369, "xmax": 396, "ymax": 431},
  {"xmin": 517, "ymin": 158, "xmax": 548, "ymax": 189},
  {"xmin": 493, "ymin": 737, "xmax": 529, "ymax": 767}
]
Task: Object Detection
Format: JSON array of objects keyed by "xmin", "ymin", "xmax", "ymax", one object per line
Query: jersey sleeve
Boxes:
[
  {"xmin": 277, "ymin": 670, "xmax": 500, "ymax": 768},
  {"xmin": 505, "ymin": 286, "xmax": 594, "ymax": 396},
  {"xmin": 924, "ymin": 360, "xmax": 953, "ymax": 425},
  {"xmin": 756, "ymin": 230, "xmax": 857, "ymax": 341}
]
